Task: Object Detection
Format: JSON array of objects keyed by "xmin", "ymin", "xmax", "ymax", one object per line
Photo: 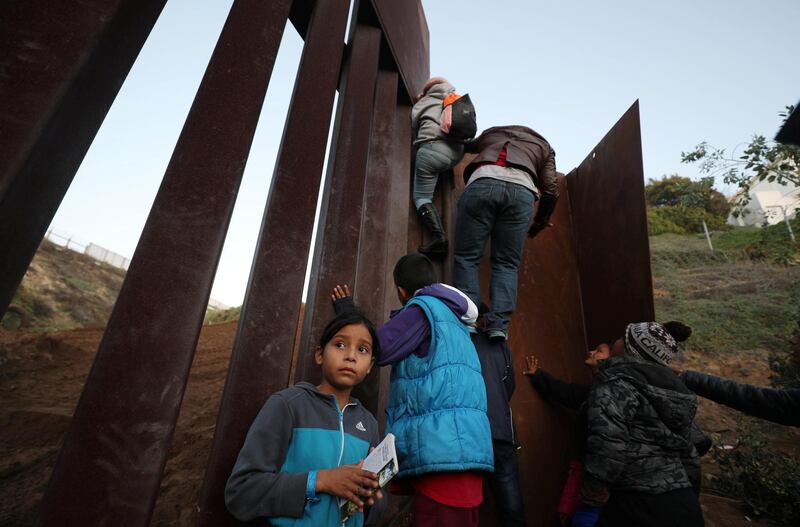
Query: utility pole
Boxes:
[{"xmin": 702, "ymin": 220, "xmax": 714, "ymax": 251}]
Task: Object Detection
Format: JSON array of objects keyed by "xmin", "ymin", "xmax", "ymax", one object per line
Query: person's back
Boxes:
[
  {"xmin": 387, "ymin": 291, "xmax": 493, "ymax": 477},
  {"xmin": 410, "ymin": 78, "xmax": 467, "ymax": 260},
  {"xmin": 463, "ymin": 125, "xmax": 558, "ymax": 211},
  {"xmin": 411, "ymin": 80, "xmax": 454, "ymax": 146},
  {"xmin": 376, "ymin": 253, "xmax": 493, "ymax": 527},
  {"xmin": 587, "ymin": 356, "xmax": 699, "ymax": 495},
  {"xmin": 453, "ymin": 124, "xmax": 558, "ymax": 342}
]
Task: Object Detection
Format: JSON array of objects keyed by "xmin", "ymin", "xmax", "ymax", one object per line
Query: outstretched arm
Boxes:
[
  {"xmin": 682, "ymin": 370, "xmax": 800, "ymax": 426},
  {"xmin": 523, "ymin": 356, "xmax": 590, "ymax": 410}
]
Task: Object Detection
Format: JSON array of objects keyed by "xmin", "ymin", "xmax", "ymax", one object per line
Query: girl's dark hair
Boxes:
[
  {"xmin": 319, "ymin": 310, "xmax": 380, "ymax": 358},
  {"xmin": 664, "ymin": 320, "xmax": 692, "ymax": 342}
]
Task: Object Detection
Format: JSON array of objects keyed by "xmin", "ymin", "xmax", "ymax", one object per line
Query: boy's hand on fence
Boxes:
[
  {"xmin": 316, "ymin": 461, "xmax": 380, "ymax": 510},
  {"xmin": 331, "ymin": 284, "xmax": 352, "ymax": 302},
  {"xmin": 522, "ymin": 355, "xmax": 540, "ymax": 376}
]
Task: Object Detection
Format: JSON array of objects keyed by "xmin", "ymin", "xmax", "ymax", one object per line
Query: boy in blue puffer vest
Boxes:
[{"xmin": 333, "ymin": 253, "xmax": 493, "ymax": 527}]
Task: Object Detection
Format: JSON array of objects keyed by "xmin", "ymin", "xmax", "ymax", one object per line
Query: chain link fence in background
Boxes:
[
  {"xmin": 45, "ymin": 229, "xmax": 131, "ymax": 270},
  {"xmin": 42, "ymin": 228, "xmax": 230, "ymax": 309}
]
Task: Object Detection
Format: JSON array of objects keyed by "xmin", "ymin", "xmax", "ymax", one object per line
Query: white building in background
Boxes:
[{"xmin": 728, "ymin": 178, "xmax": 800, "ymax": 227}]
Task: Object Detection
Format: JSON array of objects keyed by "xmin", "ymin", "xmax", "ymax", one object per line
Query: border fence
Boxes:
[
  {"xmin": 1, "ymin": 2, "xmax": 653, "ymax": 525},
  {"xmin": 44, "ymin": 229, "xmax": 132, "ymax": 271}
]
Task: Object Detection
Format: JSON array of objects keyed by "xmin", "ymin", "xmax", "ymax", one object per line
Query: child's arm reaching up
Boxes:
[
  {"xmin": 330, "ymin": 284, "xmax": 431, "ymax": 366},
  {"xmin": 331, "ymin": 284, "xmax": 356, "ymax": 314},
  {"xmin": 523, "ymin": 356, "xmax": 590, "ymax": 410}
]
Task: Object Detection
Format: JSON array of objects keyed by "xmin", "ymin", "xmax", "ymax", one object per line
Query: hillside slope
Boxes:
[{"xmin": 3, "ymin": 240, "xmax": 126, "ymax": 331}]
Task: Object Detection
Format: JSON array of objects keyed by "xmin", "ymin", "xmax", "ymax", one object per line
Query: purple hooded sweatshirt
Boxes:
[{"xmin": 334, "ymin": 283, "xmax": 478, "ymax": 366}]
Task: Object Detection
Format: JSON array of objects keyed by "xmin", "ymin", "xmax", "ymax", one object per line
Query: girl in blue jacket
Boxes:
[{"xmin": 225, "ymin": 311, "xmax": 384, "ymax": 526}]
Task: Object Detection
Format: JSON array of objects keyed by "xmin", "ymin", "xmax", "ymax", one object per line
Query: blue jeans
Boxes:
[
  {"xmin": 413, "ymin": 140, "xmax": 464, "ymax": 209},
  {"xmin": 453, "ymin": 178, "xmax": 536, "ymax": 333}
]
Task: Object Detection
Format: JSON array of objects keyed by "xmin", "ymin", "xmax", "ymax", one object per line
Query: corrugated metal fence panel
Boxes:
[{"xmin": 568, "ymin": 101, "xmax": 654, "ymax": 349}]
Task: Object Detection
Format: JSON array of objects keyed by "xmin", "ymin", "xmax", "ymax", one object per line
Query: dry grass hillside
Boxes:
[{"xmin": 2, "ymin": 240, "xmax": 126, "ymax": 332}]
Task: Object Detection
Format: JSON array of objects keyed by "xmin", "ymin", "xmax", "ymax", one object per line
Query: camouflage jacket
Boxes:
[{"xmin": 584, "ymin": 356, "xmax": 700, "ymax": 494}]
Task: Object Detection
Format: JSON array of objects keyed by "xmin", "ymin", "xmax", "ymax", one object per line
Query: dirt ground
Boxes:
[
  {"xmin": 2, "ymin": 322, "xmax": 796, "ymax": 526},
  {"xmin": 674, "ymin": 348, "xmax": 800, "ymax": 527},
  {"xmin": 0, "ymin": 322, "xmax": 236, "ymax": 527}
]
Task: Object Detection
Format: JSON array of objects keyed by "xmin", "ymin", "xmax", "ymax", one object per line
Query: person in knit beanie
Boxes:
[
  {"xmin": 571, "ymin": 320, "xmax": 704, "ymax": 527},
  {"xmin": 523, "ymin": 320, "xmax": 708, "ymax": 527},
  {"xmin": 622, "ymin": 321, "xmax": 692, "ymax": 366}
]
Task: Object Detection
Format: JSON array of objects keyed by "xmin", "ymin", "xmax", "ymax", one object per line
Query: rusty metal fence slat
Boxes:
[
  {"xmin": 375, "ymin": 100, "xmax": 412, "ymax": 433},
  {"xmin": 0, "ymin": 0, "xmax": 168, "ymax": 317},
  {"xmin": 349, "ymin": 67, "xmax": 400, "ymax": 416},
  {"xmin": 567, "ymin": 101, "xmax": 654, "ymax": 349},
  {"xmin": 195, "ymin": 0, "xmax": 352, "ymax": 524},
  {"xmin": 295, "ymin": 17, "xmax": 382, "ymax": 386},
  {"xmin": 38, "ymin": 1, "xmax": 293, "ymax": 524}
]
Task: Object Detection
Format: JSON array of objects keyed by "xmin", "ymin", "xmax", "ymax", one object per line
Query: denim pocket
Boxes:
[
  {"xmin": 462, "ymin": 179, "xmax": 497, "ymax": 208},
  {"xmin": 518, "ymin": 187, "xmax": 537, "ymax": 208}
]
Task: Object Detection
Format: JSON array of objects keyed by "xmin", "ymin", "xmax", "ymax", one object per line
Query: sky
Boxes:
[{"xmin": 48, "ymin": 0, "xmax": 800, "ymax": 306}]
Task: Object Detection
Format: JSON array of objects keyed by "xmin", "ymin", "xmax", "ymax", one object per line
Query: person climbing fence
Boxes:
[
  {"xmin": 453, "ymin": 125, "xmax": 558, "ymax": 342},
  {"xmin": 411, "ymin": 77, "xmax": 474, "ymax": 259}
]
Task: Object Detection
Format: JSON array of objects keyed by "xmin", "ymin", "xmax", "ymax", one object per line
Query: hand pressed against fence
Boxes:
[
  {"xmin": 331, "ymin": 284, "xmax": 352, "ymax": 303},
  {"xmin": 523, "ymin": 355, "xmax": 540, "ymax": 376}
]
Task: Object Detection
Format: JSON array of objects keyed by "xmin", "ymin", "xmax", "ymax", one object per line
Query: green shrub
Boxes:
[
  {"xmin": 204, "ymin": 306, "xmax": 241, "ymax": 325},
  {"xmin": 648, "ymin": 205, "xmax": 730, "ymax": 234},
  {"xmin": 714, "ymin": 217, "xmax": 800, "ymax": 265},
  {"xmin": 645, "ymin": 174, "xmax": 731, "ymax": 218},
  {"xmin": 647, "ymin": 208, "xmax": 686, "ymax": 235},
  {"xmin": 713, "ymin": 420, "xmax": 800, "ymax": 524}
]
